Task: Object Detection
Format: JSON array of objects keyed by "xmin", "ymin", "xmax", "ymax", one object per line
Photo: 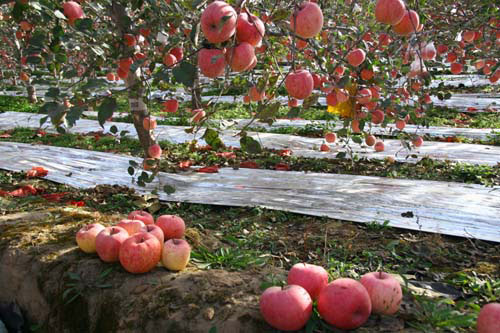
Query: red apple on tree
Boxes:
[
  {"xmin": 285, "ymin": 69, "xmax": 314, "ymax": 100},
  {"xmin": 287, "ymin": 263, "xmax": 329, "ymax": 300},
  {"xmin": 347, "ymin": 48, "xmax": 366, "ymax": 67},
  {"xmin": 392, "ymin": 10, "xmax": 420, "ymax": 36},
  {"xmin": 163, "ymin": 99, "xmax": 179, "ymax": 113},
  {"xmin": 119, "ymin": 232, "xmax": 162, "ymax": 274},
  {"xmin": 317, "ymin": 278, "xmax": 372, "ymax": 330},
  {"xmin": 259, "ymin": 285, "xmax": 313, "ymax": 331},
  {"xmin": 161, "ymin": 238, "xmax": 191, "ymax": 271},
  {"xmin": 477, "ymin": 303, "xmax": 500, "ymax": 333},
  {"xmin": 76, "ymin": 223, "xmax": 105, "ymax": 253},
  {"xmin": 95, "ymin": 226, "xmax": 129, "ymax": 263},
  {"xmin": 148, "ymin": 144, "xmax": 162, "ymax": 159},
  {"xmin": 200, "ymin": 1, "xmax": 237, "ymax": 44},
  {"xmin": 360, "ymin": 272, "xmax": 403, "ymax": 315},
  {"xmin": 236, "ymin": 12, "xmax": 265, "ymax": 46},
  {"xmin": 375, "ymin": 0, "xmax": 406, "ymax": 25},
  {"xmin": 290, "ymin": 2, "xmax": 324, "ymax": 39},
  {"xmin": 156, "ymin": 215, "xmax": 185, "ymax": 239},
  {"xmin": 198, "ymin": 48, "xmax": 226, "ymax": 78},
  {"xmin": 226, "ymin": 42, "xmax": 255, "ymax": 72}
]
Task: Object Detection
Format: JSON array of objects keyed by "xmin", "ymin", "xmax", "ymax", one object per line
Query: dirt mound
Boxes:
[{"xmin": 0, "ymin": 208, "xmax": 274, "ymax": 332}]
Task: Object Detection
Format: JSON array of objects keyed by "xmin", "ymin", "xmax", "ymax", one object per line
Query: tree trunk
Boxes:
[
  {"xmin": 27, "ymin": 84, "xmax": 37, "ymax": 103},
  {"xmin": 191, "ymin": 22, "xmax": 202, "ymax": 110},
  {"xmin": 125, "ymin": 72, "xmax": 156, "ymax": 157}
]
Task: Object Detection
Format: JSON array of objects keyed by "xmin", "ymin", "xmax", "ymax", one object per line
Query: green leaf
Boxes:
[
  {"xmin": 164, "ymin": 185, "xmax": 176, "ymax": 195},
  {"xmin": 240, "ymin": 136, "xmax": 262, "ymax": 154},
  {"xmin": 129, "ymin": 160, "xmax": 139, "ymax": 167},
  {"xmin": 97, "ymin": 97, "xmax": 117, "ymax": 127},
  {"xmin": 110, "ymin": 125, "xmax": 118, "ymax": 134},
  {"xmin": 66, "ymin": 107, "xmax": 84, "ymax": 127},
  {"xmin": 75, "ymin": 18, "xmax": 93, "ymax": 31},
  {"xmin": 128, "ymin": 167, "xmax": 135, "ymax": 176},
  {"xmin": 202, "ymin": 128, "xmax": 224, "ymax": 149},
  {"xmin": 45, "ymin": 87, "xmax": 60, "ymax": 98},
  {"xmin": 172, "ymin": 62, "xmax": 196, "ymax": 87},
  {"xmin": 272, "ymin": 8, "xmax": 290, "ymax": 21},
  {"xmin": 302, "ymin": 94, "xmax": 319, "ymax": 109},
  {"xmin": 257, "ymin": 102, "xmax": 280, "ymax": 123}
]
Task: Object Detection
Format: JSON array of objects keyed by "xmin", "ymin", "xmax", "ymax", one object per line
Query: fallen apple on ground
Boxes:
[
  {"xmin": 260, "ymin": 284, "xmax": 313, "ymax": 331},
  {"xmin": 76, "ymin": 223, "xmax": 105, "ymax": 253},
  {"xmin": 161, "ymin": 239, "xmax": 191, "ymax": 271}
]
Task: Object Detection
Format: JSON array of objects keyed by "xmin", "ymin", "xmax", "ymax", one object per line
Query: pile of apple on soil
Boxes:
[
  {"xmin": 260, "ymin": 263, "xmax": 499, "ymax": 332},
  {"xmin": 76, "ymin": 211, "xmax": 190, "ymax": 273},
  {"xmin": 76, "ymin": 211, "xmax": 499, "ymax": 332}
]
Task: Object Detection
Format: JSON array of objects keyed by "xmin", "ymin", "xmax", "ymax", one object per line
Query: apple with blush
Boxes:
[
  {"xmin": 76, "ymin": 223, "xmax": 105, "ymax": 253},
  {"xmin": 360, "ymin": 271, "xmax": 403, "ymax": 315},
  {"xmin": 289, "ymin": 2, "xmax": 324, "ymax": 39},
  {"xmin": 259, "ymin": 284, "xmax": 312, "ymax": 331},
  {"xmin": 140, "ymin": 224, "xmax": 164, "ymax": 245},
  {"xmin": 128, "ymin": 210, "xmax": 154, "ymax": 225},
  {"xmin": 161, "ymin": 238, "xmax": 191, "ymax": 271},
  {"xmin": 95, "ymin": 226, "xmax": 129, "ymax": 262},
  {"xmin": 477, "ymin": 303, "xmax": 500, "ymax": 333},
  {"xmin": 116, "ymin": 219, "xmax": 146, "ymax": 235},
  {"xmin": 200, "ymin": 1, "xmax": 237, "ymax": 44},
  {"xmin": 285, "ymin": 69, "xmax": 314, "ymax": 100},
  {"xmin": 287, "ymin": 263, "xmax": 328, "ymax": 300},
  {"xmin": 317, "ymin": 278, "xmax": 372, "ymax": 330},
  {"xmin": 119, "ymin": 232, "xmax": 162, "ymax": 273},
  {"xmin": 156, "ymin": 215, "xmax": 185, "ymax": 239}
]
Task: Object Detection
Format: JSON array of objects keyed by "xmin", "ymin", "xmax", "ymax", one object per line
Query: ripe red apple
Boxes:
[
  {"xmin": 201, "ymin": 1, "xmax": 237, "ymax": 44},
  {"xmin": 374, "ymin": 140, "xmax": 385, "ymax": 152},
  {"xmin": 116, "ymin": 219, "xmax": 146, "ymax": 235},
  {"xmin": 320, "ymin": 143, "xmax": 330, "ymax": 152},
  {"xmin": 140, "ymin": 224, "xmax": 164, "ymax": 245},
  {"xmin": 287, "ymin": 263, "xmax": 329, "ymax": 300},
  {"xmin": 392, "ymin": 10, "xmax": 419, "ymax": 36},
  {"xmin": 226, "ymin": 42, "xmax": 255, "ymax": 72},
  {"xmin": 95, "ymin": 226, "xmax": 129, "ymax": 263},
  {"xmin": 163, "ymin": 53, "xmax": 177, "ymax": 67},
  {"xmin": 336, "ymin": 89, "xmax": 350, "ymax": 103},
  {"xmin": 285, "ymin": 69, "xmax": 314, "ymax": 100},
  {"xmin": 128, "ymin": 210, "xmax": 154, "ymax": 225},
  {"xmin": 163, "ymin": 99, "xmax": 179, "ymax": 113},
  {"xmin": 325, "ymin": 132, "xmax": 337, "ymax": 143},
  {"xmin": 249, "ymin": 86, "xmax": 265, "ymax": 102},
  {"xmin": 161, "ymin": 238, "xmax": 191, "ymax": 271},
  {"xmin": 290, "ymin": 2, "xmax": 324, "ymax": 39},
  {"xmin": 412, "ymin": 136, "xmax": 424, "ymax": 147},
  {"xmin": 395, "ymin": 120, "xmax": 406, "ymax": 130},
  {"xmin": 148, "ymin": 144, "xmax": 162, "ymax": 159},
  {"xmin": 169, "ymin": 47, "xmax": 183, "ymax": 61},
  {"xmin": 143, "ymin": 117, "xmax": 157, "ymax": 131},
  {"xmin": 76, "ymin": 223, "xmax": 105, "ymax": 253},
  {"xmin": 375, "ymin": 0, "xmax": 406, "ymax": 25},
  {"xmin": 360, "ymin": 272, "xmax": 403, "ymax": 315},
  {"xmin": 450, "ymin": 62, "xmax": 463, "ymax": 75},
  {"xmin": 156, "ymin": 215, "xmax": 185, "ymax": 239},
  {"xmin": 326, "ymin": 92, "xmax": 338, "ymax": 106},
  {"xmin": 347, "ymin": 48, "xmax": 366, "ymax": 67},
  {"xmin": 288, "ymin": 98, "xmax": 299, "ymax": 107},
  {"xmin": 477, "ymin": 303, "xmax": 500, "ymax": 333},
  {"xmin": 317, "ymin": 278, "xmax": 372, "ymax": 330},
  {"xmin": 371, "ymin": 109, "xmax": 385, "ymax": 124},
  {"xmin": 119, "ymin": 232, "xmax": 161, "ymax": 274},
  {"xmin": 198, "ymin": 48, "xmax": 226, "ymax": 78},
  {"xmin": 236, "ymin": 12, "xmax": 265, "ymax": 46},
  {"xmin": 352, "ymin": 119, "xmax": 361, "ymax": 133},
  {"xmin": 357, "ymin": 88, "xmax": 372, "ymax": 104},
  {"xmin": 63, "ymin": 1, "xmax": 84, "ymax": 21},
  {"xmin": 260, "ymin": 285, "xmax": 313, "ymax": 331},
  {"xmin": 365, "ymin": 135, "xmax": 376, "ymax": 146}
]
